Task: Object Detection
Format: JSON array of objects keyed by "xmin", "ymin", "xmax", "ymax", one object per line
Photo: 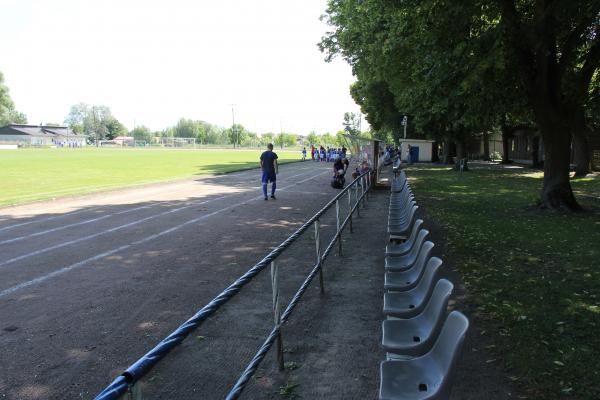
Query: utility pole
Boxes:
[
  {"xmin": 230, "ymin": 104, "xmax": 236, "ymax": 149},
  {"xmin": 279, "ymin": 119, "xmax": 283, "ymax": 149},
  {"xmin": 93, "ymin": 107, "xmax": 98, "ymax": 147},
  {"xmin": 402, "ymin": 115, "xmax": 408, "ymax": 139}
]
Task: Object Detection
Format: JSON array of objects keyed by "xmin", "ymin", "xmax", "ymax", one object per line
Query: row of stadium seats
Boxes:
[{"xmin": 379, "ymin": 171, "xmax": 469, "ymax": 400}]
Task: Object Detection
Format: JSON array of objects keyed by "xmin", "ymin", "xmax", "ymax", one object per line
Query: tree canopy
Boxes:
[
  {"xmin": 64, "ymin": 103, "xmax": 125, "ymax": 143},
  {"xmin": 321, "ymin": 0, "xmax": 600, "ymax": 210},
  {"xmin": 0, "ymin": 71, "xmax": 27, "ymax": 126}
]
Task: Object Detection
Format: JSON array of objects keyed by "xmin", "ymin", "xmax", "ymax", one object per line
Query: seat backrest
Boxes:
[
  {"xmin": 408, "ymin": 230, "xmax": 431, "ymax": 260},
  {"xmin": 391, "ymin": 189, "xmax": 413, "ymax": 207},
  {"xmin": 413, "ymin": 254, "xmax": 441, "ymax": 298},
  {"xmin": 390, "ymin": 199, "xmax": 416, "ymax": 218},
  {"xmin": 429, "ymin": 311, "xmax": 469, "ymax": 398},
  {"xmin": 405, "ymin": 205, "xmax": 418, "ymax": 228},
  {"xmin": 412, "ymin": 240, "xmax": 434, "ymax": 272},
  {"xmin": 404, "ymin": 219, "xmax": 424, "ymax": 248},
  {"xmin": 422, "ymin": 278, "xmax": 453, "ymax": 328}
]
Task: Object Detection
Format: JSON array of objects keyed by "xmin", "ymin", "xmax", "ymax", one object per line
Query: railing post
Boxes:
[
  {"xmin": 361, "ymin": 176, "xmax": 367, "ymax": 209},
  {"xmin": 336, "ymin": 199, "xmax": 342, "ymax": 256},
  {"xmin": 347, "ymin": 188, "xmax": 353, "ymax": 233},
  {"xmin": 271, "ymin": 260, "xmax": 284, "ymax": 370},
  {"xmin": 315, "ymin": 220, "xmax": 324, "ymax": 294},
  {"xmin": 355, "ymin": 182, "xmax": 360, "ymax": 218}
]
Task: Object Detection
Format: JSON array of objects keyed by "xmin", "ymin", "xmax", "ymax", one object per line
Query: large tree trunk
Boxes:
[
  {"xmin": 539, "ymin": 123, "xmax": 581, "ymax": 210},
  {"xmin": 571, "ymin": 109, "xmax": 591, "ymax": 177},
  {"xmin": 442, "ymin": 139, "xmax": 455, "ymax": 164},
  {"xmin": 501, "ymin": 125, "xmax": 512, "ymax": 164},
  {"xmin": 572, "ymin": 130, "xmax": 590, "ymax": 177},
  {"xmin": 483, "ymin": 131, "xmax": 490, "ymax": 161},
  {"xmin": 454, "ymin": 139, "xmax": 469, "ymax": 171},
  {"xmin": 432, "ymin": 141, "xmax": 440, "ymax": 162},
  {"xmin": 531, "ymin": 136, "xmax": 541, "ymax": 168}
]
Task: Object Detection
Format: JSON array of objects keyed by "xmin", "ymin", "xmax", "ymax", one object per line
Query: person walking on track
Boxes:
[{"xmin": 260, "ymin": 143, "xmax": 278, "ymax": 200}]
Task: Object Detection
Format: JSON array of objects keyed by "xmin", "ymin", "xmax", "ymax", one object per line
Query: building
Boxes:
[
  {"xmin": 398, "ymin": 139, "xmax": 436, "ymax": 162},
  {"xmin": 0, "ymin": 124, "xmax": 86, "ymax": 147},
  {"xmin": 467, "ymin": 131, "xmax": 504, "ymax": 160}
]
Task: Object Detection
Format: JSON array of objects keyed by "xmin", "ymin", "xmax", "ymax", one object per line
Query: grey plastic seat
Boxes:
[
  {"xmin": 388, "ymin": 203, "xmax": 416, "ymax": 225},
  {"xmin": 385, "ymin": 234, "xmax": 431, "ymax": 272},
  {"xmin": 382, "ymin": 279, "xmax": 454, "ymax": 358},
  {"xmin": 391, "ymin": 179, "xmax": 407, "ymax": 193},
  {"xmin": 388, "ymin": 199, "xmax": 416, "ymax": 221},
  {"xmin": 386, "ymin": 220, "xmax": 424, "ymax": 257},
  {"xmin": 383, "ymin": 258, "xmax": 442, "ymax": 319},
  {"xmin": 391, "ymin": 172, "xmax": 407, "ymax": 190},
  {"xmin": 384, "ymin": 245, "xmax": 436, "ymax": 289},
  {"xmin": 388, "ymin": 196, "xmax": 415, "ymax": 215},
  {"xmin": 389, "ymin": 205, "xmax": 419, "ymax": 239},
  {"xmin": 389, "ymin": 194, "xmax": 414, "ymax": 213},
  {"xmin": 379, "ymin": 311, "xmax": 469, "ymax": 400}
]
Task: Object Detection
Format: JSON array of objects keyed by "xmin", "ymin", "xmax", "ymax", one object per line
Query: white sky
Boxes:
[{"xmin": 0, "ymin": 0, "xmax": 365, "ymax": 135}]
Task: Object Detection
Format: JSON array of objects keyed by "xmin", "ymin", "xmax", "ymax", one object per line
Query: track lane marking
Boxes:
[
  {"xmin": 0, "ymin": 169, "xmax": 320, "ymax": 269},
  {"xmin": 0, "ymin": 169, "xmax": 329, "ymax": 298},
  {"xmin": 0, "ymin": 163, "xmax": 315, "ymax": 233}
]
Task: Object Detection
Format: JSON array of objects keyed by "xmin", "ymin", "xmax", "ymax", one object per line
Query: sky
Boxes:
[{"xmin": 0, "ymin": 0, "xmax": 365, "ymax": 135}]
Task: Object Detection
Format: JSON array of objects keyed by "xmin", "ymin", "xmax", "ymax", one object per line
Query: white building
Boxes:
[
  {"xmin": 399, "ymin": 139, "xmax": 435, "ymax": 162},
  {"xmin": 0, "ymin": 124, "xmax": 86, "ymax": 147}
]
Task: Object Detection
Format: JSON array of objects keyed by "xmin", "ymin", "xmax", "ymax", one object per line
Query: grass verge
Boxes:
[
  {"xmin": 406, "ymin": 164, "xmax": 600, "ymax": 400},
  {"xmin": 0, "ymin": 148, "xmax": 300, "ymax": 207}
]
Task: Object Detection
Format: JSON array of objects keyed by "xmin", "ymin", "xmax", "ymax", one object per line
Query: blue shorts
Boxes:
[{"xmin": 262, "ymin": 171, "xmax": 276, "ymax": 183}]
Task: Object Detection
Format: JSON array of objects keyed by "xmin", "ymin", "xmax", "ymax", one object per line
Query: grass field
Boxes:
[
  {"xmin": 0, "ymin": 148, "xmax": 300, "ymax": 207},
  {"xmin": 406, "ymin": 164, "xmax": 600, "ymax": 399}
]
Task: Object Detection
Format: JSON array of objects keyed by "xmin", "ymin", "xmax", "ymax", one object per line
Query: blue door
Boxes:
[{"xmin": 410, "ymin": 146, "xmax": 419, "ymax": 163}]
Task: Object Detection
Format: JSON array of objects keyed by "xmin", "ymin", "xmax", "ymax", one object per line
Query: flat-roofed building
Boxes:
[{"xmin": 0, "ymin": 124, "xmax": 86, "ymax": 147}]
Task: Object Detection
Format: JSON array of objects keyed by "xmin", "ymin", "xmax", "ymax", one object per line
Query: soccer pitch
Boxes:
[{"xmin": 0, "ymin": 147, "xmax": 301, "ymax": 207}]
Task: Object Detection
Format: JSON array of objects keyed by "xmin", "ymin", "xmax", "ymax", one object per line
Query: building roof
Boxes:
[
  {"xmin": 399, "ymin": 138, "xmax": 435, "ymax": 143},
  {"xmin": 0, "ymin": 124, "xmax": 81, "ymax": 137}
]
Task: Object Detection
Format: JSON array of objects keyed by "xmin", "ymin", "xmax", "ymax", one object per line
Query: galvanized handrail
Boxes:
[
  {"xmin": 94, "ymin": 169, "xmax": 373, "ymax": 400},
  {"xmin": 225, "ymin": 173, "xmax": 371, "ymax": 399}
]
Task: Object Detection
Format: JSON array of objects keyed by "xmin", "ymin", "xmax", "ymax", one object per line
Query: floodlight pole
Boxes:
[{"xmin": 230, "ymin": 104, "xmax": 236, "ymax": 149}]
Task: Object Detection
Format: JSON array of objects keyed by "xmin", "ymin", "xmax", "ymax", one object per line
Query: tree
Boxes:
[
  {"xmin": 64, "ymin": 103, "xmax": 119, "ymax": 145},
  {"xmin": 306, "ymin": 131, "xmax": 319, "ymax": 146},
  {"xmin": 131, "ymin": 125, "xmax": 153, "ymax": 142},
  {"xmin": 321, "ymin": 132, "xmax": 336, "ymax": 147},
  {"xmin": 261, "ymin": 132, "xmax": 275, "ymax": 146},
  {"xmin": 173, "ymin": 118, "xmax": 200, "ymax": 139},
  {"xmin": 0, "ymin": 71, "xmax": 27, "ymax": 125},
  {"xmin": 343, "ymin": 112, "xmax": 360, "ymax": 135},
  {"xmin": 105, "ymin": 118, "xmax": 128, "ymax": 140},
  {"xmin": 321, "ymin": 0, "xmax": 595, "ymax": 209},
  {"xmin": 274, "ymin": 133, "xmax": 297, "ymax": 148},
  {"xmin": 496, "ymin": 0, "xmax": 600, "ymax": 209},
  {"xmin": 226, "ymin": 124, "xmax": 249, "ymax": 147}
]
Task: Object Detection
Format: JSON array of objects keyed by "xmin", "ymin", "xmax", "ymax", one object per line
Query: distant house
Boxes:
[{"xmin": 0, "ymin": 124, "xmax": 86, "ymax": 147}]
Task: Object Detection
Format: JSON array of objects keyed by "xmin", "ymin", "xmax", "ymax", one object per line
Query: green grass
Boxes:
[
  {"xmin": 0, "ymin": 148, "xmax": 300, "ymax": 207},
  {"xmin": 405, "ymin": 164, "xmax": 600, "ymax": 400}
]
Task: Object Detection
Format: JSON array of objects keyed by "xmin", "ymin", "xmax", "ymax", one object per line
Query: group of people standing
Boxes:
[{"xmin": 309, "ymin": 145, "xmax": 347, "ymax": 162}]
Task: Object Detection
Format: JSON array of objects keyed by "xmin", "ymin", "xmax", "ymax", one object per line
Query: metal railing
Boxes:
[{"xmin": 94, "ymin": 170, "xmax": 374, "ymax": 400}]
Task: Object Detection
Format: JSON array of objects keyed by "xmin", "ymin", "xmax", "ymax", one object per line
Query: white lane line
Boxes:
[
  {"xmin": 0, "ymin": 170, "xmax": 329, "ymax": 298},
  {"xmin": 0, "ymin": 208, "xmax": 91, "ymax": 233},
  {"xmin": 0, "ymin": 169, "xmax": 317, "ymax": 269},
  {"xmin": 0, "ymin": 205, "xmax": 153, "ymax": 246},
  {"xmin": 0, "ymin": 164, "xmax": 314, "ymax": 233}
]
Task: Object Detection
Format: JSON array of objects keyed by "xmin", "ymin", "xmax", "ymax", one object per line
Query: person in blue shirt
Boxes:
[{"xmin": 260, "ymin": 143, "xmax": 279, "ymax": 200}]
